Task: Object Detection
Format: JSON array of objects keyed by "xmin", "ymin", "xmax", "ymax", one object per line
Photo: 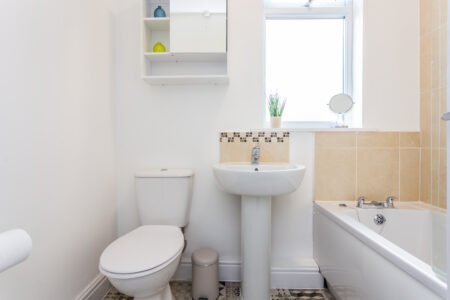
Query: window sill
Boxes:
[
  {"xmin": 221, "ymin": 127, "xmax": 378, "ymax": 133},
  {"xmin": 278, "ymin": 127, "xmax": 377, "ymax": 132}
]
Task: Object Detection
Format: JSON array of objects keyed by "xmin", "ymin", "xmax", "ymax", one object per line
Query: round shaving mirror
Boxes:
[
  {"xmin": 328, "ymin": 94, "xmax": 354, "ymax": 128},
  {"xmin": 329, "ymin": 94, "xmax": 354, "ymax": 114}
]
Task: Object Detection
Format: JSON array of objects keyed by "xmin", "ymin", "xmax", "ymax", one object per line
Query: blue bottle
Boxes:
[{"xmin": 154, "ymin": 6, "xmax": 166, "ymax": 18}]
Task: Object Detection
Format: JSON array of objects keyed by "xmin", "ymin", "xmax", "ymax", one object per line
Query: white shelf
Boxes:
[
  {"xmin": 143, "ymin": 18, "xmax": 170, "ymax": 30},
  {"xmin": 141, "ymin": 0, "xmax": 228, "ymax": 85},
  {"xmin": 143, "ymin": 75, "xmax": 229, "ymax": 85},
  {"xmin": 144, "ymin": 52, "xmax": 227, "ymax": 62}
]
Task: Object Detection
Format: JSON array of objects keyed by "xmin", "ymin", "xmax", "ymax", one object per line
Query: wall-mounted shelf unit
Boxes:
[
  {"xmin": 143, "ymin": 18, "xmax": 170, "ymax": 30},
  {"xmin": 143, "ymin": 75, "xmax": 229, "ymax": 85},
  {"xmin": 144, "ymin": 52, "xmax": 227, "ymax": 62},
  {"xmin": 141, "ymin": 0, "xmax": 228, "ymax": 86}
]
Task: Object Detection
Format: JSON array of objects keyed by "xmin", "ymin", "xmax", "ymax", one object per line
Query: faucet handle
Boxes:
[
  {"xmin": 386, "ymin": 196, "xmax": 396, "ymax": 208},
  {"xmin": 357, "ymin": 196, "xmax": 366, "ymax": 208}
]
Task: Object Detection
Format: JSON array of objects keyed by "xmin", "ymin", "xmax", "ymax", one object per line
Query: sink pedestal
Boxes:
[
  {"xmin": 212, "ymin": 163, "xmax": 306, "ymax": 300},
  {"xmin": 241, "ymin": 196, "xmax": 271, "ymax": 300}
]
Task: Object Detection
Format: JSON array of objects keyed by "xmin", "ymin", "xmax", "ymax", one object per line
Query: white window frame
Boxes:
[{"xmin": 264, "ymin": 3, "xmax": 353, "ymax": 128}]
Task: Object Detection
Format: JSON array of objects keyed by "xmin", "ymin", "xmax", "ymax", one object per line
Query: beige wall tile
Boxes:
[
  {"xmin": 431, "ymin": 89, "xmax": 440, "ymax": 148},
  {"xmin": 421, "ymin": 91, "xmax": 431, "ymax": 147},
  {"xmin": 440, "ymin": 123, "xmax": 447, "ymax": 148},
  {"xmin": 315, "ymin": 149, "xmax": 356, "ymax": 201},
  {"xmin": 399, "ymin": 132, "xmax": 420, "ymax": 148},
  {"xmin": 440, "ymin": 0, "xmax": 448, "ymax": 25},
  {"xmin": 431, "ymin": 31, "xmax": 440, "ymax": 90},
  {"xmin": 431, "ymin": 149, "xmax": 440, "ymax": 206},
  {"xmin": 431, "ymin": 0, "xmax": 441, "ymax": 30},
  {"xmin": 440, "ymin": 87, "xmax": 447, "ymax": 147},
  {"xmin": 260, "ymin": 140, "xmax": 289, "ymax": 163},
  {"xmin": 357, "ymin": 132, "xmax": 399, "ymax": 148},
  {"xmin": 412, "ymin": 1, "xmax": 445, "ymax": 208},
  {"xmin": 315, "ymin": 132, "xmax": 356, "ymax": 148},
  {"xmin": 439, "ymin": 28, "xmax": 448, "ymax": 88},
  {"xmin": 400, "ymin": 149, "xmax": 420, "ymax": 202},
  {"xmin": 420, "ymin": 0, "xmax": 432, "ymax": 36},
  {"xmin": 219, "ymin": 132, "xmax": 289, "ymax": 164},
  {"xmin": 220, "ymin": 141, "xmax": 252, "ymax": 163},
  {"xmin": 421, "ymin": 53, "xmax": 432, "ymax": 91},
  {"xmin": 421, "ymin": 33, "xmax": 431, "ymax": 57},
  {"xmin": 314, "ymin": 131, "xmax": 431, "ymax": 204},
  {"xmin": 421, "ymin": 148, "xmax": 432, "ymax": 203},
  {"xmin": 356, "ymin": 149, "xmax": 399, "ymax": 201}
]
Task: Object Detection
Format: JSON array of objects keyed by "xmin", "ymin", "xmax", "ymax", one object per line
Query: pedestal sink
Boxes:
[{"xmin": 213, "ymin": 163, "xmax": 306, "ymax": 300}]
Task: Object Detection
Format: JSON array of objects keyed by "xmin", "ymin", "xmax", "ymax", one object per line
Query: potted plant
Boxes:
[{"xmin": 267, "ymin": 93, "xmax": 287, "ymax": 128}]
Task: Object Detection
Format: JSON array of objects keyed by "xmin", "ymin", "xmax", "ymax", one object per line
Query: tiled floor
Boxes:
[{"xmin": 103, "ymin": 281, "xmax": 335, "ymax": 300}]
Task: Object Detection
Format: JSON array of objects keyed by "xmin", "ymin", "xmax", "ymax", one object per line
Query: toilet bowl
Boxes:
[
  {"xmin": 99, "ymin": 169, "xmax": 193, "ymax": 300},
  {"xmin": 100, "ymin": 225, "xmax": 185, "ymax": 300}
]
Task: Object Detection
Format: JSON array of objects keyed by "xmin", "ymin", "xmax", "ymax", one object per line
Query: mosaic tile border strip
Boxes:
[
  {"xmin": 220, "ymin": 132, "xmax": 290, "ymax": 143},
  {"xmin": 104, "ymin": 281, "xmax": 335, "ymax": 300}
]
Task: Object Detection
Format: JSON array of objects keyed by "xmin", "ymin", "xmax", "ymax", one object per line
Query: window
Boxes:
[{"xmin": 265, "ymin": 1, "xmax": 352, "ymax": 126}]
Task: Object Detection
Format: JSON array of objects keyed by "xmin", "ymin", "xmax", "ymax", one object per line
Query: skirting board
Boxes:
[
  {"xmin": 76, "ymin": 263, "xmax": 324, "ymax": 299},
  {"xmin": 173, "ymin": 260, "xmax": 324, "ymax": 289},
  {"xmin": 75, "ymin": 273, "xmax": 111, "ymax": 300}
]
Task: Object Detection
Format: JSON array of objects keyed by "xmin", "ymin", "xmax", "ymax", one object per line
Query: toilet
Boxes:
[{"xmin": 99, "ymin": 169, "xmax": 194, "ymax": 300}]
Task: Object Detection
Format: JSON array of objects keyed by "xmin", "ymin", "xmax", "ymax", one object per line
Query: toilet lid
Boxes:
[{"xmin": 100, "ymin": 225, "xmax": 184, "ymax": 274}]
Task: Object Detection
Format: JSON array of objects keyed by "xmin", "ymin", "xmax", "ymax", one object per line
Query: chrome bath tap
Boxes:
[
  {"xmin": 251, "ymin": 145, "xmax": 260, "ymax": 165},
  {"xmin": 356, "ymin": 196, "xmax": 396, "ymax": 209}
]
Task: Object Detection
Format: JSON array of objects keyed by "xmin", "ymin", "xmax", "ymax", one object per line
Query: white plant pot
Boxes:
[{"xmin": 270, "ymin": 117, "xmax": 281, "ymax": 128}]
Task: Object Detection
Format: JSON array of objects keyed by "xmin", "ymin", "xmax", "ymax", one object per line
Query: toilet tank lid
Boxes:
[{"xmin": 135, "ymin": 168, "xmax": 193, "ymax": 178}]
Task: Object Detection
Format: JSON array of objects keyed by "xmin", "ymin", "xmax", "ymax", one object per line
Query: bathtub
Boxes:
[{"xmin": 313, "ymin": 201, "xmax": 447, "ymax": 300}]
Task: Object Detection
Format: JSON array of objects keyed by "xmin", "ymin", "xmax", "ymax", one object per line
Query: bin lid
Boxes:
[{"xmin": 192, "ymin": 248, "xmax": 219, "ymax": 266}]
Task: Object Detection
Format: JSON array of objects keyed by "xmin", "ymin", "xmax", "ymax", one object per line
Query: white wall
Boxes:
[
  {"xmin": 358, "ymin": 0, "xmax": 420, "ymax": 131},
  {"xmin": 0, "ymin": 0, "xmax": 116, "ymax": 299},
  {"xmin": 0, "ymin": 0, "xmax": 421, "ymax": 296},
  {"xmin": 114, "ymin": 0, "xmax": 266, "ymax": 263},
  {"xmin": 114, "ymin": 0, "xmax": 319, "ymax": 280},
  {"xmin": 113, "ymin": 0, "xmax": 421, "ymax": 284}
]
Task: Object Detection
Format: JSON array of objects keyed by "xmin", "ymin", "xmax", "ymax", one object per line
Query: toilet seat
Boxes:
[{"xmin": 99, "ymin": 225, "xmax": 184, "ymax": 279}]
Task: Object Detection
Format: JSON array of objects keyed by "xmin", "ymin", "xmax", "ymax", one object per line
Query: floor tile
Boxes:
[{"xmin": 103, "ymin": 281, "xmax": 335, "ymax": 300}]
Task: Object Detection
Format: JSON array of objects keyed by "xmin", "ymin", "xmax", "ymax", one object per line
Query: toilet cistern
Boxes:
[{"xmin": 99, "ymin": 169, "xmax": 193, "ymax": 300}]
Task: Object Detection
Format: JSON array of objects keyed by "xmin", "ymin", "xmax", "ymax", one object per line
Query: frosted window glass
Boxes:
[{"xmin": 265, "ymin": 19, "xmax": 344, "ymax": 122}]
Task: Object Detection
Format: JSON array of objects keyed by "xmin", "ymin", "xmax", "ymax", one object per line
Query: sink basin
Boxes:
[
  {"xmin": 213, "ymin": 163, "xmax": 306, "ymax": 196},
  {"xmin": 212, "ymin": 163, "xmax": 306, "ymax": 299}
]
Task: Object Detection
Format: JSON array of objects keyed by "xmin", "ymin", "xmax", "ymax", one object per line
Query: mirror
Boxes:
[
  {"xmin": 328, "ymin": 94, "xmax": 353, "ymax": 128},
  {"xmin": 170, "ymin": 0, "xmax": 227, "ymax": 53},
  {"xmin": 329, "ymin": 94, "xmax": 353, "ymax": 114}
]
